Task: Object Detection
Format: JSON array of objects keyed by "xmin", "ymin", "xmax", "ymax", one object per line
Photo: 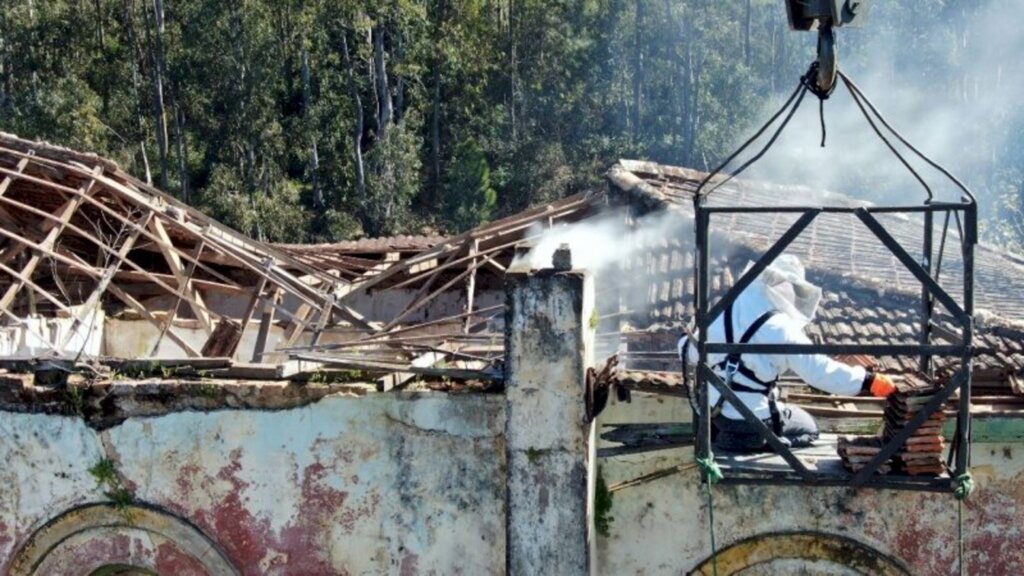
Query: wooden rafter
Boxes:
[
  {"xmin": 149, "ymin": 217, "xmax": 213, "ymax": 333},
  {"xmin": 58, "ymin": 210, "xmax": 155, "ymax": 351},
  {"xmin": 0, "ymin": 158, "xmax": 30, "ymax": 197},
  {"xmin": 251, "ymin": 289, "xmax": 280, "ymax": 363},
  {"xmin": 149, "ymin": 232, "xmax": 207, "ymax": 355},
  {"xmin": 0, "ymin": 165, "xmax": 103, "ymax": 312},
  {"xmin": 464, "ymin": 239, "xmax": 479, "ymax": 334}
]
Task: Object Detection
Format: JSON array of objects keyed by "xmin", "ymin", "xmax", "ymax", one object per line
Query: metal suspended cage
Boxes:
[{"xmin": 690, "ymin": 66, "xmax": 977, "ymax": 492}]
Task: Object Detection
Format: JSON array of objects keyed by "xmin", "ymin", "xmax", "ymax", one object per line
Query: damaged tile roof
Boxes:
[
  {"xmin": 273, "ymin": 235, "xmax": 447, "ymax": 274},
  {"xmin": 608, "ymin": 159, "xmax": 1024, "ymax": 323},
  {"xmin": 607, "ymin": 159, "xmax": 1024, "ymax": 382}
]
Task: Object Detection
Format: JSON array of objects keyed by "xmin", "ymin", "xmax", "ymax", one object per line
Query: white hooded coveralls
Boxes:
[{"xmin": 679, "ymin": 256, "xmax": 867, "ymax": 421}]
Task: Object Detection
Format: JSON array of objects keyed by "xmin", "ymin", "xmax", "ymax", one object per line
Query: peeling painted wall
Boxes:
[
  {"xmin": 0, "ymin": 393, "xmax": 505, "ymax": 575},
  {"xmin": 3, "ymin": 385, "xmax": 1024, "ymax": 575},
  {"xmin": 596, "ymin": 393, "xmax": 1024, "ymax": 575}
]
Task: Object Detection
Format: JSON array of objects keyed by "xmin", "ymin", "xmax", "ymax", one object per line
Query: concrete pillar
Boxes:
[{"xmin": 505, "ymin": 267, "xmax": 595, "ymax": 576}]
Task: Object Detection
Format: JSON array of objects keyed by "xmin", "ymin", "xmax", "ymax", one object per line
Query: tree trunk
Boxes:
[
  {"xmin": 0, "ymin": 6, "xmax": 8, "ymax": 106},
  {"xmin": 431, "ymin": 59, "xmax": 442, "ymax": 205},
  {"xmin": 173, "ymin": 103, "xmax": 188, "ymax": 202},
  {"xmin": 373, "ymin": 25, "xmax": 393, "ymax": 139},
  {"xmin": 394, "ymin": 32, "xmax": 405, "ymax": 123},
  {"xmin": 94, "ymin": 0, "xmax": 106, "ymax": 51},
  {"xmin": 341, "ymin": 32, "xmax": 366, "ymax": 201},
  {"xmin": 508, "ymin": 0, "xmax": 517, "ymax": 142},
  {"xmin": 301, "ymin": 46, "xmax": 322, "ymax": 207},
  {"xmin": 669, "ymin": 0, "xmax": 681, "ymax": 151},
  {"xmin": 632, "ymin": 0, "xmax": 644, "ymax": 143},
  {"xmin": 146, "ymin": 0, "xmax": 170, "ymax": 190},
  {"xmin": 744, "ymin": 0, "xmax": 751, "ymax": 67},
  {"xmin": 430, "ymin": 0, "xmax": 446, "ymax": 206},
  {"xmin": 122, "ymin": 0, "xmax": 151, "ymax": 181},
  {"xmin": 770, "ymin": 8, "xmax": 777, "ymax": 93}
]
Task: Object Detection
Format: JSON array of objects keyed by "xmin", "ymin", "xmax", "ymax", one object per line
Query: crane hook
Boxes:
[{"xmin": 816, "ymin": 23, "xmax": 837, "ymax": 95}]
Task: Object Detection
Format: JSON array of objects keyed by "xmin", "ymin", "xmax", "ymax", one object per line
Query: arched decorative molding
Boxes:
[
  {"xmin": 8, "ymin": 503, "xmax": 237, "ymax": 576},
  {"xmin": 687, "ymin": 531, "xmax": 910, "ymax": 576}
]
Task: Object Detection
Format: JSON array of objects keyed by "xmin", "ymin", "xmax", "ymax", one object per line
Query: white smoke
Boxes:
[
  {"xmin": 511, "ymin": 209, "xmax": 688, "ymax": 273},
  {"xmin": 740, "ymin": 2, "xmax": 1023, "ymax": 209}
]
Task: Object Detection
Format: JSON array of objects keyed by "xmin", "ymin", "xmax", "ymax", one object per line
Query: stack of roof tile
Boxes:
[
  {"xmin": 838, "ymin": 374, "xmax": 947, "ymax": 476},
  {"xmin": 837, "ymin": 435, "xmax": 892, "ymax": 474},
  {"xmin": 883, "ymin": 376, "xmax": 947, "ymax": 475}
]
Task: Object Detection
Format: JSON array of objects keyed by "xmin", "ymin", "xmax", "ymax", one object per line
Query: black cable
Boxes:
[
  {"xmin": 694, "ymin": 80, "xmax": 805, "ymax": 198},
  {"xmin": 800, "ymin": 60, "xmax": 834, "ymax": 148},
  {"xmin": 703, "ymin": 86, "xmax": 808, "ymax": 197},
  {"xmin": 819, "ymin": 99, "xmax": 827, "ymax": 148},
  {"xmin": 839, "ymin": 71, "xmax": 978, "ymax": 205},
  {"xmin": 842, "ymin": 75, "xmax": 934, "ymax": 201}
]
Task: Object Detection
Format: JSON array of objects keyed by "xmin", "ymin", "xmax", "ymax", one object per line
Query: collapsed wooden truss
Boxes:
[
  {"xmin": 0, "ymin": 133, "xmax": 383, "ymax": 361},
  {"xmin": 0, "ymin": 133, "xmax": 602, "ymax": 384},
  {"xmin": 279, "ymin": 191, "xmax": 604, "ymax": 387}
]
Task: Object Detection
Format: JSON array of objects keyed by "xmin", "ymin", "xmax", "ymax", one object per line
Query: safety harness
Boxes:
[
  {"xmin": 710, "ymin": 304, "xmax": 783, "ymax": 435},
  {"xmin": 680, "ymin": 304, "xmax": 784, "ymax": 434}
]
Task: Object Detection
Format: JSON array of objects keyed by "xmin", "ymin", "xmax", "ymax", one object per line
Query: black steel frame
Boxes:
[{"xmin": 692, "ymin": 197, "xmax": 977, "ymax": 492}]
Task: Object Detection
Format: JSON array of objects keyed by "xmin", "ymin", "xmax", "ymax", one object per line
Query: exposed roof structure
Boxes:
[
  {"xmin": 281, "ymin": 191, "xmax": 605, "ymax": 386},
  {"xmin": 1, "ymin": 132, "xmax": 1021, "ymax": 400},
  {"xmin": 273, "ymin": 235, "xmax": 446, "ymax": 277},
  {"xmin": 0, "ymin": 133, "xmax": 367, "ymax": 360}
]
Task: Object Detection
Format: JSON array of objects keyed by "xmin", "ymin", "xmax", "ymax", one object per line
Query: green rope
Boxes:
[
  {"xmin": 954, "ymin": 472, "xmax": 975, "ymax": 501},
  {"xmin": 697, "ymin": 456, "xmax": 723, "ymax": 485},
  {"xmin": 697, "ymin": 454, "xmax": 723, "ymax": 576},
  {"xmin": 957, "ymin": 500, "xmax": 966, "ymax": 576},
  {"xmin": 955, "ymin": 471, "xmax": 973, "ymax": 576}
]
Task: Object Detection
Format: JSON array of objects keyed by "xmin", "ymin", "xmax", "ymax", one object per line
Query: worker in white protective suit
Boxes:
[{"xmin": 678, "ymin": 255, "xmax": 896, "ymax": 453}]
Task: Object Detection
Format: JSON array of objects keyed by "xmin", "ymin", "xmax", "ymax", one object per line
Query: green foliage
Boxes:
[
  {"xmin": 311, "ymin": 209, "xmax": 365, "ymax": 244},
  {"xmin": 364, "ymin": 116, "xmax": 424, "ymax": 237},
  {"xmin": 194, "ymin": 382, "xmax": 222, "ymax": 398},
  {"xmin": 0, "ymin": 0, "xmax": 1019, "ymax": 250},
  {"xmin": 5, "ymin": 76, "xmax": 108, "ymax": 152},
  {"xmin": 105, "ymin": 486, "xmax": 136, "ymax": 517},
  {"xmin": 525, "ymin": 447, "xmax": 549, "ymax": 464},
  {"xmin": 64, "ymin": 384, "xmax": 85, "ymax": 416},
  {"xmin": 304, "ymin": 369, "xmax": 368, "ymax": 384},
  {"xmin": 198, "ymin": 168, "xmax": 312, "ymax": 243},
  {"xmin": 89, "ymin": 458, "xmax": 119, "ymax": 487},
  {"xmin": 443, "ymin": 140, "xmax": 497, "ymax": 232},
  {"xmin": 89, "ymin": 457, "xmax": 135, "ymax": 520}
]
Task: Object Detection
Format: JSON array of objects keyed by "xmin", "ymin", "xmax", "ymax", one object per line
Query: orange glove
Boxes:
[{"xmin": 869, "ymin": 373, "xmax": 897, "ymax": 398}]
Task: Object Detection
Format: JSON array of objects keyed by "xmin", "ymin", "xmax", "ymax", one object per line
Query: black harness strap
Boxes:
[
  {"xmin": 716, "ymin": 304, "xmax": 779, "ymax": 392},
  {"xmin": 714, "ymin": 303, "xmax": 785, "ymax": 435}
]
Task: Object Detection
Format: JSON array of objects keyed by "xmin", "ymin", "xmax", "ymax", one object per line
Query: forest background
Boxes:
[{"xmin": 1, "ymin": 1, "xmax": 1021, "ymax": 251}]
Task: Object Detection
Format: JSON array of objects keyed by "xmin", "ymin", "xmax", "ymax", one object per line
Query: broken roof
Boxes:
[
  {"xmin": 607, "ymin": 159, "xmax": 1024, "ymax": 383},
  {"xmin": 607, "ymin": 159, "xmax": 1024, "ymax": 323},
  {"xmin": 0, "ymin": 132, "xmax": 366, "ymax": 360}
]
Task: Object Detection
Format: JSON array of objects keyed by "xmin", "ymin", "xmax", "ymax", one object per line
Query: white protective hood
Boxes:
[{"xmin": 739, "ymin": 255, "xmax": 822, "ymax": 327}]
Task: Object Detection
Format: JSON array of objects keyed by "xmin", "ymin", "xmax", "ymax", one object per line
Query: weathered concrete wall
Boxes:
[
  {"xmin": 0, "ymin": 393, "xmax": 505, "ymax": 575},
  {"xmin": 3, "ymin": 379, "xmax": 1023, "ymax": 575},
  {"xmin": 505, "ymin": 270, "xmax": 595, "ymax": 576},
  {"xmin": 596, "ymin": 393, "xmax": 1024, "ymax": 575}
]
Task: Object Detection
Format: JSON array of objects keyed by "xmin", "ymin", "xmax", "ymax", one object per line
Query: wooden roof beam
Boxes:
[{"xmin": 149, "ymin": 218, "xmax": 213, "ymax": 334}]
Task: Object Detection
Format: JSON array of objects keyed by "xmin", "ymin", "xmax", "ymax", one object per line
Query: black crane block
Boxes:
[{"xmin": 785, "ymin": 0, "xmax": 871, "ymax": 31}]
